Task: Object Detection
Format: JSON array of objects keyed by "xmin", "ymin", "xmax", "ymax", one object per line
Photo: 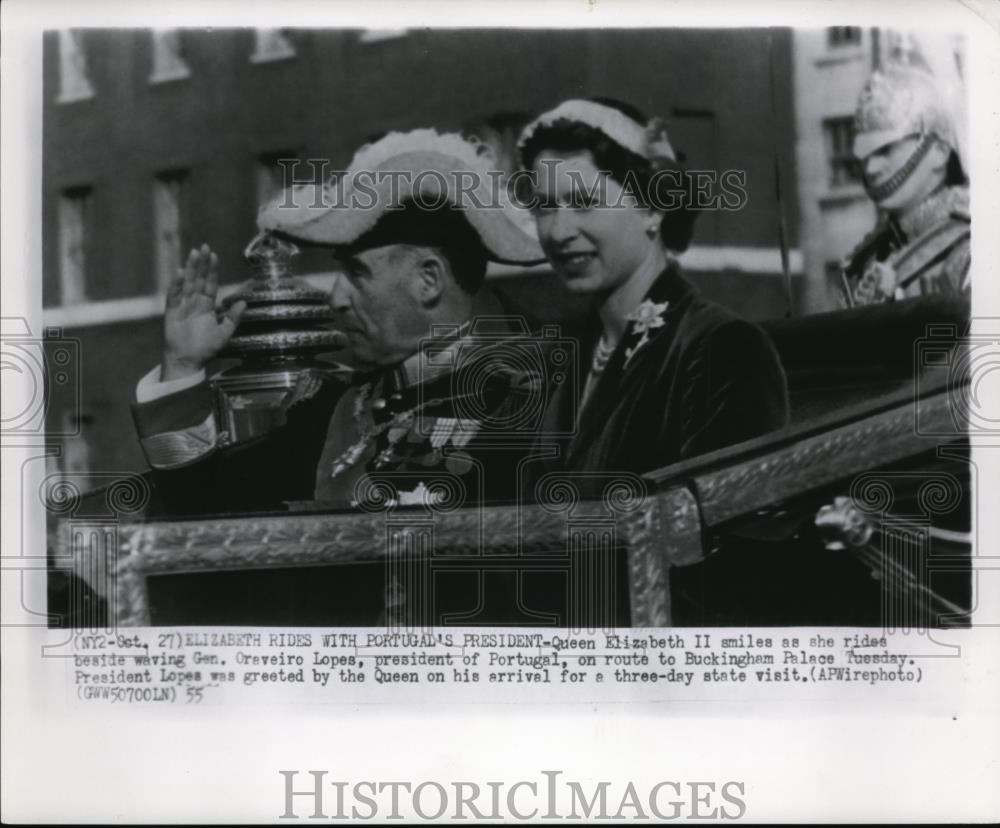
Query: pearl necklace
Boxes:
[{"xmin": 591, "ymin": 335, "xmax": 616, "ymax": 374}]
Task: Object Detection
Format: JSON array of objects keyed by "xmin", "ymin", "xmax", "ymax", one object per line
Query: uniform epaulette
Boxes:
[{"xmin": 843, "ymin": 220, "xmax": 893, "ymax": 278}]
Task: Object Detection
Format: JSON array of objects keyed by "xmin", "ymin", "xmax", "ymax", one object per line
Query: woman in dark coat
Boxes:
[
  {"xmin": 518, "ymin": 98, "xmax": 789, "ymax": 482},
  {"xmin": 516, "ymin": 98, "xmax": 791, "ymax": 624}
]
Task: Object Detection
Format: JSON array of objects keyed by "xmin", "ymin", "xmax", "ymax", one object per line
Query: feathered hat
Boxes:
[{"xmin": 257, "ymin": 129, "xmax": 544, "ymax": 265}]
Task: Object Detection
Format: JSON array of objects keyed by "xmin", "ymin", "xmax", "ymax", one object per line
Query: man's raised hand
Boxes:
[{"xmin": 161, "ymin": 244, "xmax": 247, "ymax": 381}]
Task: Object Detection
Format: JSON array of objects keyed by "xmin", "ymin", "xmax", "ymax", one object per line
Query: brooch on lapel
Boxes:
[{"xmin": 623, "ymin": 299, "xmax": 669, "ymax": 366}]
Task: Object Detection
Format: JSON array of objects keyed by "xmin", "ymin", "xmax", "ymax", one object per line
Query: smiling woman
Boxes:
[
  {"xmin": 517, "ymin": 98, "xmax": 792, "ymax": 626},
  {"xmin": 517, "ymin": 98, "xmax": 789, "ymax": 478},
  {"xmin": 529, "ymin": 148, "xmax": 652, "ymax": 301}
]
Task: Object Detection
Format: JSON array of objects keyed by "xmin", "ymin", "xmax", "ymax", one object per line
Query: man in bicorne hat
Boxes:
[
  {"xmin": 842, "ymin": 65, "xmax": 970, "ymax": 306},
  {"xmin": 130, "ymin": 130, "xmax": 549, "ymax": 623}
]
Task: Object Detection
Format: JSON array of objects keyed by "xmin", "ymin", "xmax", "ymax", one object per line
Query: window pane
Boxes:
[
  {"xmin": 58, "ymin": 189, "xmax": 91, "ymax": 305},
  {"xmin": 823, "ymin": 117, "xmax": 861, "ymax": 188},
  {"xmin": 154, "ymin": 173, "xmax": 187, "ymax": 292},
  {"xmin": 150, "ymin": 29, "xmax": 190, "ymax": 82},
  {"xmin": 827, "ymin": 27, "xmax": 861, "ymax": 48},
  {"xmin": 57, "ymin": 29, "xmax": 94, "ymax": 103},
  {"xmin": 250, "ymin": 29, "xmax": 296, "ymax": 63}
]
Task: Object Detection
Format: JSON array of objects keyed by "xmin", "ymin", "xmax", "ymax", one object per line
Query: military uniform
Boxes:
[
  {"xmin": 842, "ymin": 184, "xmax": 970, "ymax": 305},
  {"xmin": 132, "ymin": 326, "xmax": 548, "ymax": 626},
  {"xmin": 843, "ymin": 65, "xmax": 971, "ymax": 306},
  {"xmin": 819, "ymin": 64, "xmax": 973, "ymax": 620},
  {"xmin": 132, "ymin": 328, "xmax": 540, "ymax": 516}
]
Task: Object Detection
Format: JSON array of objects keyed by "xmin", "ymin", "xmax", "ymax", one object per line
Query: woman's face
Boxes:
[{"xmin": 530, "ymin": 149, "xmax": 654, "ymax": 295}]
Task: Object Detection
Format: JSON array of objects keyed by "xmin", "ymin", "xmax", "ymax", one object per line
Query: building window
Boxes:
[
  {"xmin": 827, "ymin": 27, "xmax": 862, "ymax": 48},
  {"xmin": 464, "ymin": 112, "xmax": 532, "ymax": 177},
  {"xmin": 359, "ymin": 29, "xmax": 409, "ymax": 43},
  {"xmin": 257, "ymin": 150, "xmax": 298, "ymax": 207},
  {"xmin": 56, "ymin": 29, "xmax": 94, "ymax": 103},
  {"xmin": 153, "ymin": 172, "xmax": 188, "ymax": 292},
  {"xmin": 58, "ymin": 188, "xmax": 91, "ymax": 305},
  {"xmin": 250, "ymin": 29, "xmax": 296, "ymax": 63},
  {"xmin": 149, "ymin": 29, "xmax": 190, "ymax": 83},
  {"xmin": 823, "ymin": 117, "xmax": 862, "ymax": 188}
]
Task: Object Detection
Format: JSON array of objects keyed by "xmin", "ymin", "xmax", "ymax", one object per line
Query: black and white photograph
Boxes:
[
  {"xmin": 39, "ymin": 21, "xmax": 978, "ymax": 630},
  {"xmin": 3, "ymin": 0, "xmax": 999, "ymax": 823}
]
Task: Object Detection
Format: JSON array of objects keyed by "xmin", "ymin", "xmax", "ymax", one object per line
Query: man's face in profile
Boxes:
[{"xmin": 329, "ymin": 244, "xmax": 425, "ymax": 367}]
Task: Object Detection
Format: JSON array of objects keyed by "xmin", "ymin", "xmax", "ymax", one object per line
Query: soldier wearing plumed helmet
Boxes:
[{"xmin": 842, "ymin": 65, "xmax": 970, "ymax": 306}]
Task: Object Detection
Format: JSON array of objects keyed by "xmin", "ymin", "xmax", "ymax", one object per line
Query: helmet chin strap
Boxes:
[{"xmin": 864, "ymin": 133, "xmax": 937, "ymax": 204}]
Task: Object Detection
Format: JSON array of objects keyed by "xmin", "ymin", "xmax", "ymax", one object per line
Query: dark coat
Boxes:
[
  {"xmin": 524, "ymin": 263, "xmax": 791, "ymax": 627},
  {"xmin": 536, "ymin": 262, "xmax": 790, "ymax": 483}
]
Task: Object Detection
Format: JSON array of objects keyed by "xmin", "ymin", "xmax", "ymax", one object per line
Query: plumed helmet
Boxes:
[{"xmin": 853, "ymin": 66, "xmax": 956, "ymax": 160}]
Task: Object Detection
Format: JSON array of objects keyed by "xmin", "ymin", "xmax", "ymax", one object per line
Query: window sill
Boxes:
[
  {"xmin": 819, "ymin": 186, "xmax": 868, "ymax": 207},
  {"xmin": 813, "ymin": 50, "xmax": 866, "ymax": 69},
  {"xmin": 55, "ymin": 89, "xmax": 94, "ymax": 105},
  {"xmin": 359, "ymin": 29, "xmax": 408, "ymax": 43},
  {"xmin": 148, "ymin": 68, "xmax": 191, "ymax": 85},
  {"xmin": 249, "ymin": 49, "xmax": 296, "ymax": 64}
]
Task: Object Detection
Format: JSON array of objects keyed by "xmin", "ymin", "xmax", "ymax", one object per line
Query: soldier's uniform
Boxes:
[
  {"xmin": 842, "ymin": 65, "xmax": 970, "ymax": 306},
  {"xmin": 819, "ymin": 66, "xmax": 973, "ymax": 625},
  {"xmin": 843, "ymin": 184, "xmax": 970, "ymax": 304}
]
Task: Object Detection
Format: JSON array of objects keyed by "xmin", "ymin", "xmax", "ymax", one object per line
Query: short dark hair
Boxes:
[
  {"xmin": 519, "ymin": 97, "xmax": 697, "ymax": 253},
  {"xmin": 433, "ymin": 239, "xmax": 488, "ymax": 295},
  {"xmin": 344, "ymin": 201, "xmax": 489, "ymax": 294}
]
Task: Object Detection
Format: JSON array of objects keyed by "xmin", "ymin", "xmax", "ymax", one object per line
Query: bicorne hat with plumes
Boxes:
[{"xmin": 257, "ymin": 129, "xmax": 544, "ymax": 265}]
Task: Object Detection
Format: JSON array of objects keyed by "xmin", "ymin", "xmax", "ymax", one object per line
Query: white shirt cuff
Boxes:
[{"xmin": 136, "ymin": 365, "xmax": 207, "ymax": 404}]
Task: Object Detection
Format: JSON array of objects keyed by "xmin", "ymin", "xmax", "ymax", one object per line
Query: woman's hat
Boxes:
[{"xmin": 517, "ymin": 99, "xmax": 677, "ymax": 165}]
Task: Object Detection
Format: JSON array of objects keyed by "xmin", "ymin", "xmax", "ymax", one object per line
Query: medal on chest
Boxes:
[
  {"xmin": 329, "ymin": 385, "xmax": 418, "ymax": 480},
  {"xmin": 329, "ymin": 384, "xmax": 485, "ymax": 480}
]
